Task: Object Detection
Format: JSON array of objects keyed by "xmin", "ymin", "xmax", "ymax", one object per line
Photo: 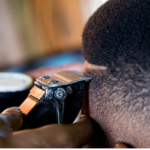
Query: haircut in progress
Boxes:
[{"xmin": 82, "ymin": 0, "xmax": 150, "ymax": 148}]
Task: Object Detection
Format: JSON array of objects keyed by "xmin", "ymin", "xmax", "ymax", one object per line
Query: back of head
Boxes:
[{"xmin": 82, "ymin": 0, "xmax": 150, "ymax": 148}]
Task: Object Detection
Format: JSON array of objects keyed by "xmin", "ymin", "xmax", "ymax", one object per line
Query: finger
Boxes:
[
  {"xmin": 114, "ymin": 143, "xmax": 129, "ymax": 148},
  {"xmin": 66, "ymin": 115, "xmax": 94, "ymax": 148},
  {"xmin": 1, "ymin": 107, "xmax": 23, "ymax": 131},
  {"xmin": 10, "ymin": 116, "xmax": 93, "ymax": 148}
]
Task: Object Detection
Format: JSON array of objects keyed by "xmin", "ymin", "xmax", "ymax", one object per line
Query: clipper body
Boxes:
[{"xmin": 20, "ymin": 71, "xmax": 91, "ymax": 129}]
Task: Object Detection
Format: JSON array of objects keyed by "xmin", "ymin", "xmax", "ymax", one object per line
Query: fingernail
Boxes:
[
  {"xmin": 80, "ymin": 114, "xmax": 87, "ymax": 118},
  {"xmin": 15, "ymin": 108, "xmax": 22, "ymax": 113},
  {"xmin": 114, "ymin": 144, "xmax": 120, "ymax": 148},
  {"xmin": 114, "ymin": 143, "xmax": 128, "ymax": 148}
]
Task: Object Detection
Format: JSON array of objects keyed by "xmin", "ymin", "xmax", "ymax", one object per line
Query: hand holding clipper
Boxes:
[{"xmin": 20, "ymin": 71, "xmax": 91, "ymax": 129}]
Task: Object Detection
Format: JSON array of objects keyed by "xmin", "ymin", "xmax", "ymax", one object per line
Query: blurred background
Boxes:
[{"xmin": 0, "ymin": 0, "xmax": 107, "ymax": 72}]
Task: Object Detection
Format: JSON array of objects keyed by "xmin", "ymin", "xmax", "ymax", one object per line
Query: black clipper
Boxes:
[{"xmin": 20, "ymin": 71, "xmax": 91, "ymax": 129}]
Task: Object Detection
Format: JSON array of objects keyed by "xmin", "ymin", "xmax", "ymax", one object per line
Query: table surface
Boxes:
[{"xmin": 3, "ymin": 50, "xmax": 84, "ymax": 73}]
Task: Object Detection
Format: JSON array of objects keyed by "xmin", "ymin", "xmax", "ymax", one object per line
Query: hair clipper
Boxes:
[{"xmin": 20, "ymin": 71, "xmax": 91, "ymax": 129}]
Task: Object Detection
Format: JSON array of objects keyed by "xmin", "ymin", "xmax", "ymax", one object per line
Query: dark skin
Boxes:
[
  {"xmin": 0, "ymin": 63, "xmax": 129, "ymax": 148},
  {"xmin": 0, "ymin": 107, "xmax": 93, "ymax": 148}
]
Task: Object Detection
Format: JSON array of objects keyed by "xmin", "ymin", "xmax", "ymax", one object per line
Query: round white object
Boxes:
[{"xmin": 0, "ymin": 72, "xmax": 33, "ymax": 92}]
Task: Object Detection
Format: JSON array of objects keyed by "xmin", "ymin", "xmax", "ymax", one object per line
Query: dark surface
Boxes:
[{"xmin": 0, "ymin": 88, "xmax": 32, "ymax": 112}]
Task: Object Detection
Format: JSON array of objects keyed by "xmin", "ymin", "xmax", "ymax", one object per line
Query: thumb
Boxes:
[{"xmin": 1, "ymin": 107, "xmax": 23, "ymax": 131}]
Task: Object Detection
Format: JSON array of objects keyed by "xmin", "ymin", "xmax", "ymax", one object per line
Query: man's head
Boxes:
[{"xmin": 82, "ymin": 0, "xmax": 150, "ymax": 148}]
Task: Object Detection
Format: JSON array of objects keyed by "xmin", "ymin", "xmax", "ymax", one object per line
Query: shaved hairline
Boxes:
[{"xmin": 82, "ymin": 61, "xmax": 107, "ymax": 73}]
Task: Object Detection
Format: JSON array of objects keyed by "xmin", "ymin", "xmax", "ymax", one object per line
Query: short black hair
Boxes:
[
  {"xmin": 82, "ymin": 0, "xmax": 150, "ymax": 147},
  {"xmin": 82, "ymin": 0, "xmax": 150, "ymax": 69}
]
